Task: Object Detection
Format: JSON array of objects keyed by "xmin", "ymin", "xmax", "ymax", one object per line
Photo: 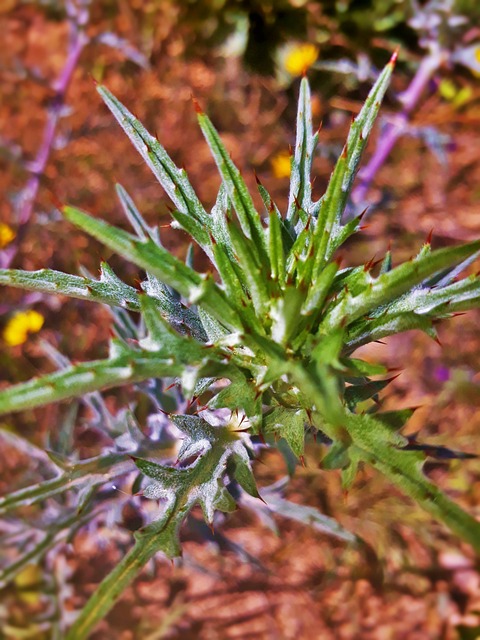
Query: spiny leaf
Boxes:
[
  {"xmin": 227, "ymin": 221, "xmax": 270, "ymax": 319},
  {"xmin": 135, "ymin": 414, "xmax": 256, "ymax": 526},
  {"xmin": 63, "ymin": 205, "xmax": 242, "ymax": 331},
  {"xmin": 208, "ymin": 367, "xmax": 262, "ymax": 431},
  {"xmin": 401, "ymin": 437, "xmax": 477, "ymax": 460},
  {"xmin": 116, "ymin": 183, "xmax": 159, "ymax": 243},
  {"xmin": 311, "ymin": 326, "xmax": 345, "ymax": 369},
  {"xmin": 169, "ymin": 208, "xmax": 212, "ymax": 254},
  {"xmin": 97, "ymin": 86, "xmax": 210, "ymax": 230},
  {"xmin": 432, "ymin": 251, "xmax": 480, "ymax": 288},
  {"xmin": 268, "ymin": 207, "xmax": 286, "ymax": 289},
  {"xmin": 345, "ymin": 412, "xmax": 480, "ymax": 552},
  {"xmin": 0, "ymin": 267, "xmax": 140, "ymax": 312},
  {"xmin": 270, "ymin": 285, "xmax": 306, "ymax": 346},
  {"xmin": 263, "ymin": 407, "xmax": 308, "ymax": 457},
  {"xmin": 294, "ymin": 261, "xmax": 339, "ymax": 345},
  {"xmin": 340, "ymin": 358, "xmax": 388, "ymax": 377},
  {"xmin": 256, "ymin": 174, "xmax": 281, "ymax": 220},
  {"xmin": 210, "ymin": 182, "xmax": 234, "ymax": 255},
  {"xmin": 260, "ymin": 492, "xmax": 358, "ymax": 543},
  {"xmin": 0, "ymin": 349, "xmax": 184, "ymax": 416},
  {"xmin": 345, "ymin": 311, "xmax": 436, "ymax": 351},
  {"xmin": 231, "ymin": 453, "xmax": 260, "ymax": 498},
  {"xmin": 385, "ymin": 273, "xmax": 480, "ymax": 316},
  {"xmin": 139, "ymin": 294, "xmax": 206, "ymax": 362},
  {"xmin": 0, "ymin": 453, "xmax": 125, "ymax": 516},
  {"xmin": 321, "ymin": 441, "xmax": 350, "ymax": 470},
  {"xmin": 196, "ymin": 108, "xmax": 269, "ymax": 264},
  {"xmin": 140, "ymin": 273, "xmax": 207, "ymax": 342},
  {"xmin": 198, "ymin": 307, "xmax": 229, "ymax": 342},
  {"xmin": 67, "ymin": 416, "xmax": 258, "ymax": 639},
  {"xmin": 344, "ymin": 375, "xmax": 397, "ymax": 408},
  {"xmin": 210, "ymin": 239, "xmax": 260, "ymax": 330},
  {"xmin": 322, "ymin": 239, "xmax": 480, "ymax": 332},
  {"xmin": 373, "ymin": 407, "xmax": 416, "ymax": 431},
  {"xmin": 287, "ymin": 77, "xmax": 318, "ymax": 227},
  {"xmin": 311, "ymin": 52, "xmax": 396, "ymax": 268}
]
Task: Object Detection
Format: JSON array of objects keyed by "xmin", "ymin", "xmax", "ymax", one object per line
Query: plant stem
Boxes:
[
  {"xmin": 65, "ymin": 531, "xmax": 163, "ymax": 639},
  {"xmin": 0, "ymin": 6, "xmax": 90, "ymax": 271},
  {"xmin": 0, "ymin": 453, "xmax": 128, "ymax": 515}
]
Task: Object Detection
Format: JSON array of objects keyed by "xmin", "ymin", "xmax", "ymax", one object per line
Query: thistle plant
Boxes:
[{"xmin": 1, "ymin": 51, "xmax": 480, "ymax": 637}]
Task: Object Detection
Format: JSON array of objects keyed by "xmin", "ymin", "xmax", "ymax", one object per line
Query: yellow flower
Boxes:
[
  {"xmin": 271, "ymin": 150, "xmax": 292, "ymax": 179},
  {"xmin": 14, "ymin": 563, "xmax": 42, "ymax": 605},
  {"xmin": 0, "ymin": 223, "xmax": 15, "ymax": 249},
  {"xmin": 284, "ymin": 43, "xmax": 319, "ymax": 77},
  {"xmin": 3, "ymin": 310, "xmax": 44, "ymax": 346},
  {"xmin": 438, "ymin": 79, "xmax": 473, "ymax": 108}
]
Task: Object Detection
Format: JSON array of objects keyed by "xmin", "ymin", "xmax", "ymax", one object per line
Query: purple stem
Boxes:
[
  {"xmin": 0, "ymin": 14, "xmax": 89, "ymax": 270},
  {"xmin": 351, "ymin": 48, "xmax": 446, "ymax": 212}
]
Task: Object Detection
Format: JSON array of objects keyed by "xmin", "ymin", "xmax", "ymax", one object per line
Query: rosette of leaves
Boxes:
[{"xmin": 1, "ymin": 51, "xmax": 480, "ymax": 637}]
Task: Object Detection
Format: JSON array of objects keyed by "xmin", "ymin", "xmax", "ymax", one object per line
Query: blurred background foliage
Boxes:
[{"xmin": 1, "ymin": 0, "xmax": 480, "ymax": 638}]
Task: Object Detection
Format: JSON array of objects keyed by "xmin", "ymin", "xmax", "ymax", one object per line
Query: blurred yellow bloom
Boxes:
[
  {"xmin": 3, "ymin": 310, "xmax": 44, "ymax": 346},
  {"xmin": 271, "ymin": 150, "xmax": 291, "ymax": 179},
  {"xmin": 0, "ymin": 223, "xmax": 15, "ymax": 248},
  {"xmin": 284, "ymin": 43, "xmax": 319, "ymax": 76},
  {"xmin": 14, "ymin": 563, "xmax": 42, "ymax": 605},
  {"xmin": 439, "ymin": 79, "xmax": 473, "ymax": 108}
]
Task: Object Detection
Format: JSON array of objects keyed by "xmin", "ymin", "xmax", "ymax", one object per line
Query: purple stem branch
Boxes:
[
  {"xmin": 0, "ymin": 12, "xmax": 90, "ymax": 270},
  {"xmin": 351, "ymin": 48, "xmax": 446, "ymax": 212}
]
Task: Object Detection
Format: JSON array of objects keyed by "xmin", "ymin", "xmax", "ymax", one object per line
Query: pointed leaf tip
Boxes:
[
  {"xmin": 192, "ymin": 95, "xmax": 203, "ymax": 114},
  {"xmin": 50, "ymin": 193, "xmax": 63, "ymax": 210},
  {"xmin": 358, "ymin": 207, "xmax": 369, "ymax": 222},
  {"xmin": 390, "ymin": 47, "xmax": 400, "ymax": 66}
]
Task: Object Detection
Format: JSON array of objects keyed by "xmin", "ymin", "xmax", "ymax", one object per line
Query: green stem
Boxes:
[
  {"xmin": 0, "ymin": 509, "xmax": 103, "ymax": 587},
  {"xmin": 0, "ymin": 454, "xmax": 127, "ymax": 515},
  {"xmin": 65, "ymin": 531, "xmax": 163, "ymax": 639},
  {"xmin": 0, "ymin": 353, "xmax": 182, "ymax": 416}
]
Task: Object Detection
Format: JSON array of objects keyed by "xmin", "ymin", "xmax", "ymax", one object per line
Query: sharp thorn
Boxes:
[
  {"xmin": 390, "ymin": 47, "xmax": 400, "ymax": 66},
  {"xmin": 191, "ymin": 95, "xmax": 203, "ymax": 114}
]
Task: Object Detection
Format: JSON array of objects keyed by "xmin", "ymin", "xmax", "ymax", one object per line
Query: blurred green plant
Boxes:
[{"xmin": 1, "ymin": 51, "xmax": 480, "ymax": 637}]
